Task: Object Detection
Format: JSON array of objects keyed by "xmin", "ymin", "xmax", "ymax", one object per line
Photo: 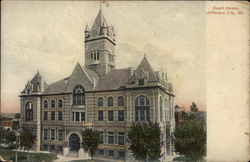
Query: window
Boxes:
[
  {"xmin": 25, "ymin": 102, "xmax": 33, "ymax": 121},
  {"xmin": 118, "ymin": 110, "xmax": 124, "ymax": 121},
  {"xmin": 98, "ymin": 111, "xmax": 103, "ymax": 121},
  {"xmin": 76, "ymin": 112, "xmax": 80, "ymax": 121},
  {"xmin": 109, "ymin": 150, "xmax": 114, "ymax": 157},
  {"xmin": 135, "ymin": 96, "xmax": 150, "ymax": 122},
  {"xmin": 44, "ymin": 129, "xmax": 48, "ymax": 140},
  {"xmin": 98, "ymin": 149, "xmax": 104, "ymax": 155},
  {"xmin": 57, "ymin": 146, "xmax": 63, "ymax": 154},
  {"xmin": 58, "ymin": 99, "xmax": 63, "ymax": 108},
  {"xmin": 51, "ymin": 129, "xmax": 55, "ymax": 140},
  {"xmin": 118, "ymin": 96, "xmax": 125, "ymax": 106},
  {"xmin": 107, "ymin": 97, "xmax": 113, "ymax": 107},
  {"xmin": 58, "ymin": 130, "xmax": 63, "ymax": 141},
  {"xmin": 99, "ymin": 132, "xmax": 104, "ymax": 144},
  {"xmin": 108, "ymin": 111, "xmax": 113, "ymax": 121},
  {"xmin": 160, "ymin": 97, "xmax": 163, "ymax": 122},
  {"xmin": 81, "ymin": 112, "xmax": 85, "ymax": 122},
  {"xmin": 51, "ymin": 100, "xmax": 55, "ymax": 108},
  {"xmin": 73, "ymin": 85, "xmax": 85, "ymax": 105},
  {"xmin": 50, "ymin": 145, "xmax": 55, "ymax": 152},
  {"xmin": 43, "ymin": 144, "xmax": 48, "ymax": 151},
  {"xmin": 58, "ymin": 111, "xmax": 63, "ymax": 121},
  {"xmin": 98, "ymin": 97, "xmax": 103, "ymax": 107},
  {"xmin": 72, "ymin": 112, "xmax": 74, "ymax": 121},
  {"xmin": 108, "ymin": 132, "xmax": 114, "ymax": 144},
  {"xmin": 118, "ymin": 132, "xmax": 125, "ymax": 145},
  {"xmin": 44, "ymin": 112, "xmax": 48, "ymax": 120},
  {"xmin": 44, "ymin": 100, "xmax": 48, "ymax": 108},
  {"xmin": 118, "ymin": 151, "xmax": 125, "ymax": 159},
  {"xmin": 139, "ymin": 79, "xmax": 144, "ymax": 86},
  {"xmin": 51, "ymin": 112, "xmax": 55, "ymax": 120}
]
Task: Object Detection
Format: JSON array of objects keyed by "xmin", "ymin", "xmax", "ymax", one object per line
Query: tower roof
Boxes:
[
  {"xmin": 91, "ymin": 9, "xmax": 108, "ymax": 31},
  {"xmin": 31, "ymin": 71, "xmax": 42, "ymax": 84}
]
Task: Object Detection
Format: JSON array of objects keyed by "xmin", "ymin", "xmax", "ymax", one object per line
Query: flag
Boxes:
[{"xmin": 102, "ymin": 0, "xmax": 109, "ymax": 7}]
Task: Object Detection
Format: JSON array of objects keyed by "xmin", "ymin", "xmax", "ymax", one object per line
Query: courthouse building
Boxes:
[{"xmin": 20, "ymin": 9, "xmax": 175, "ymax": 161}]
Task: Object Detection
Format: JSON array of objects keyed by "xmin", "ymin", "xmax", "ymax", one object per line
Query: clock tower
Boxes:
[{"xmin": 84, "ymin": 9, "xmax": 116, "ymax": 77}]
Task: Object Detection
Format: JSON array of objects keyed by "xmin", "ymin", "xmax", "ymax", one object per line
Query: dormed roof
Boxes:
[
  {"xmin": 43, "ymin": 65, "xmax": 131, "ymax": 94},
  {"xmin": 128, "ymin": 56, "xmax": 159, "ymax": 83}
]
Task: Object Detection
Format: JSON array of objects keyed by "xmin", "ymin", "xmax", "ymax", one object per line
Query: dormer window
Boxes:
[{"xmin": 139, "ymin": 79, "xmax": 144, "ymax": 86}]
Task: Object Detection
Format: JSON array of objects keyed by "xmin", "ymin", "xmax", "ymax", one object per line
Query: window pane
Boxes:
[
  {"xmin": 51, "ymin": 129, "xmax": 55, "ymax": 140},
  {"xmin": 108, "ymin": 111, "xmax": 113, "ymax": 121},
  {"xmin": 109, "ymin": 150, "xmax": 114, "ymax": 157},
  {"xmin": 135, "ymin": 110, "xmax": 139, "ymax": 121},
  {"xmin": 44, "ymin": 101, "xmax": 48, "ymax": 108},
  {"xmin": 99, "ymin": 132, "xmax": 103, "ymax": 144},
  {"xmin": 81, "ymin": 112, "xmax": 85, "ymax": 122},
  {"xmin": 118, "ymin": 110, "xmax": 124, "ymax": 121},
  {"xmin": 58, "ymin": 100, "xmax": 63, "ymax": 108},
  {"xmin": 98, "ymin": 97, "xmax": 103, "ymax": 107},
  {"xmin": 108, "ymin": 97, "xmax": 113, "ymax": 107},
  {"xmin": 118, "ymin": 132, "xmax": 125, "ymax": 145},
  {"xmin": 118, "ymin": 151, "xmax": 125, "ymax": 159},
  {"xmin": 118, "ymin": 96, "xmax": 124, "ymax": 106},
  {"xmin": 108, "ymin": 132, "xmax": 114, "ymax": 144},
  {"xmin": 51, "ymin": 112, "xmax": 55, "ymax": 120},
  {"xmin": 44, "ymin": 112, "xmax": 48, "ymax": 120},
  {"xmin": 51, "ymin": 100, "xmax": 55, "ymax": 108},
  {"xmin": 58, "ymin": 112, "xmax": 62, "ymax": 121},
  {"xmin": 98, "ymin": 111, "xmax": 103, "ymax": 121},
  {"xmin": 76, "ymin": 112, "xmax": 80, "ymax": 121},
  {"xmin": 44, "ymin": 129, "xmax": 47, "ymax": 140},
  {"xmin": 59, "ymin": 130, "xmax": 63, "ymax": 141}
]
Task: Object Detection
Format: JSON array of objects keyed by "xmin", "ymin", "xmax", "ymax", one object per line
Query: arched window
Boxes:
[
  {"xmin": 51, "ymin": 100, "xmax": 55, "ymax": 108},
  {"xmin": 108, "ymin": 97, "xmax": 113, "ymax": 107},
  {"xmin": 58, "ymin": 99, "xmax": 63, "ymax": 108},
  {"xmin": 135, "ymin": 96, "xmax": 150, "ymax": 122},
  {"xmin": 160, "ymin": 97, "xmax": 163, "ymax": 122},
  {"xmin": 91, "ymin": 53, "xmax": 93, "ymax": 59},
  {"xmin": 98, "ymin": 97, "xmax": 103, "ymax": 107},
  {"xmin": 25, "ymin": 102, "xmax": 33, "ymax": 121},
  {"xmin": 73, "ymin": 85, "xmax": 85, "ymax": 105},
  {"xmin": 44, "ymin": 100, "xmax": 48, "ymax": 108},
  {"xmin": 118, "ymin": 96, "xmax": 125, "ymax": 106}
]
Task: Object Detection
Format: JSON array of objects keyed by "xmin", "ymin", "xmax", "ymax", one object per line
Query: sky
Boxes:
[{"xmin": 1, "ymin": 1, "xmax": 206, "ymax": 113}]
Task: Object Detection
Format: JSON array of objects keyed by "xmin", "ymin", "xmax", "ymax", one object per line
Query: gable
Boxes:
[
  {"xmin": 129, "ymin": 57, "xmax": 158, "ymax": 84},
  {"xmin": 66, "ymin": 63, "xmax": 94, "ymax": 92}
]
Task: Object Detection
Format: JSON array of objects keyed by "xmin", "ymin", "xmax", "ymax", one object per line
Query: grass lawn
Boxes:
[{"xmin": 0, "ymin": 147, "xmax": 58, "ymax": 162}]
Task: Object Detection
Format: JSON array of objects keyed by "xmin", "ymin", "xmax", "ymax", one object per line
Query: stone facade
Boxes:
[{"xmin": 20, "ymin": 9, "xmax": 175, "ymax": 161}]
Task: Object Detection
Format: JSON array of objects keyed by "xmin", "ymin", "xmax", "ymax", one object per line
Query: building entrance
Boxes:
[{"xmin": 69, "ymin": 133, "xmax": 80, "ymax": 152}]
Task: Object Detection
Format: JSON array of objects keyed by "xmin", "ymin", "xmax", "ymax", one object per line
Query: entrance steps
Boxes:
[{"xmin": 66, "ymin": 151, "xmax": 79, "ymax": 158}]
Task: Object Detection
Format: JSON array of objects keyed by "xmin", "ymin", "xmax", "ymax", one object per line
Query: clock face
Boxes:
[{"xmin": 91, "ymin": 30, "xmax": 98, "ymax": 37}]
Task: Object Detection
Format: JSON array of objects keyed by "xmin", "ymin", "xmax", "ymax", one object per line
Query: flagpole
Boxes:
[{"xmin": 99, "ymin": 0, "xmax": 102, "ymax": 10}]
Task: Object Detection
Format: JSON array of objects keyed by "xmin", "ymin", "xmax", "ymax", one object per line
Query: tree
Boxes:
[
  {"xmin": 0, "ymin": 126, "xmax": 6, "ymax": 145},
  {"xmin": 190, "ymin": 102, "xmax": 198, "ymax": 112},
  {"xmin": 20, "ymin": 129, "xmax": 36, "ymax": 161},
  {"xmin": 81, "ymin": 128, "xmax": 99, "ymax": 160},
  {"xmin": 174, "ymin": 119, "xmax": 206, "ymax": 161},
  {"xmin": 14, "ymin": 113, "xmax": 20, "ymax": 119},
  {"xmin": 127, "ymin": 122, "xmax": 161, "ymax": 162},
  {"xmin": 5, "ymin": 130, "xmax": 16, "ymax": 145}
]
